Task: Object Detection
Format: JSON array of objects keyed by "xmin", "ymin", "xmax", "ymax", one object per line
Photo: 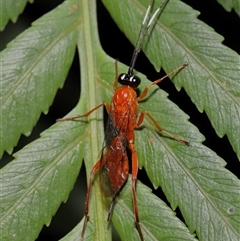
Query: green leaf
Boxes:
[
  {"xmin": 0, "ymin": 110, "xmax": 84, "ymax": 241},
  {"xmin": 60, "ymin": 178, "xmax": 198, "ymax": 241},
  {"xmin": 1, "ymin": 0, "xmax": 240, "ymax": 241},
  {"xmin": 0, "ymin": 0, "xmax": 108, "ymax": 240},
  {"xmin": 215, "ymin": 0, "xmax": 240, "ymax": 16},
  {"xmin": 102, "ymin": 0, "xmax": 240, "ymax": 160},
  {"xmin": 113, "ymin": 178, "xmax": 197, "ymax": 241},
  {"xmin": 136, "ymin": 81, "xmax": 240, "ymax": 241},
  {"xmin": 0, "ymin": 0, "xmax": 34, "ymax": 31},
  {"xmin": 0, "ymin": 0, "xmax": 78, "ymax": 157}
]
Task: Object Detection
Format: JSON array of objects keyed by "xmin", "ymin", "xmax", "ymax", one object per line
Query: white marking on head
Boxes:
[
  {"xmin": 130, "ymin": 76, "xmax": 134, "ymax": 82},
  {"xmin": 121, "ymin": 74, "xmax": 126, "ymax": 80}
]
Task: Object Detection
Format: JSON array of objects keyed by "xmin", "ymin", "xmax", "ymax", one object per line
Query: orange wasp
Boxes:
[{"xmin": 58, "ymin": 0, "xmax": 189, "ymax": 240}]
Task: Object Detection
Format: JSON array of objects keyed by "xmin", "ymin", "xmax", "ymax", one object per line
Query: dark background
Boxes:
[{"xmin": 1, "ymin": 0, "xmax": 240, "ymax": 240}]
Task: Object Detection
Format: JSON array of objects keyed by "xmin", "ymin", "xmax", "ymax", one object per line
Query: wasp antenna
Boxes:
[
  {"xmin": 147, "ymin": 0, "xmax": 169, "ymax": 28},
  {"xmin": 128, "ymin": 0, "xmax": 153, "ymax": 75},
  {"xmin": 128, "ymin": 0, "xmax": 170, "ymax": 75},
  {"xmin": 142, "ymin": 0, "xmax": 154, "ymax": 26}
]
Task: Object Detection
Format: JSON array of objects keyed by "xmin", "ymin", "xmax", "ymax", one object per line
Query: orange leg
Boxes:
[
  {"xmin": 137, "ymin": 110, "xmax": 189, "ymax": 145},
  {"xmin": 129, "ymin": 142, "xmax": 144, "ymax": 241},
  {"xmin": 113, "ymin": 60, "xmax": 119, "ymax": 91},
  {"xmin": 56, "ymin": 103, "xmax": 110, "ymax": 122},
  {"xmin": 80, "ymin": 156, "xmax": 108, "ymax": 241},
  {"xmin": 137, "ymin": 63, "xmax": 188, "ymax": 101}
]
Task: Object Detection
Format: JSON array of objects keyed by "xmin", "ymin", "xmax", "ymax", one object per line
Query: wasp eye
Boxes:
[
  {"xmin": 129, "ymin": 75, "xmax": 141, "ymax": 88},
  {"xmin": 118, "ymin": 73, "xmax": 126, "ymax": 84}
]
